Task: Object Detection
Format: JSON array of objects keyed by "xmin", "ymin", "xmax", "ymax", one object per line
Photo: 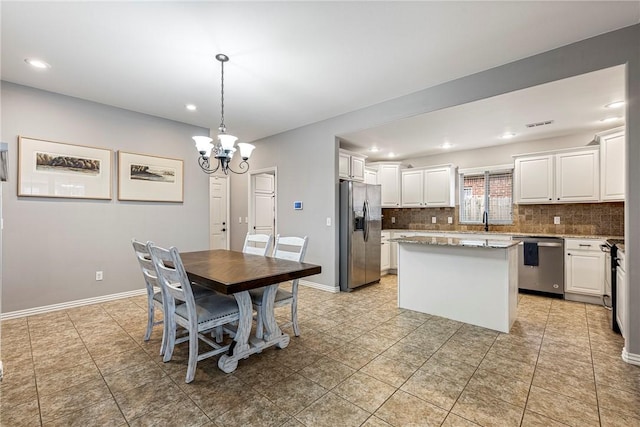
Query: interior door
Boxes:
[
  {"xmin": 209, "ymin": 175, "xmax": 228, "ymax": 249},
  {"xmin": 252, "ymin": 173, "xmax": 275, "ymax": 236}
]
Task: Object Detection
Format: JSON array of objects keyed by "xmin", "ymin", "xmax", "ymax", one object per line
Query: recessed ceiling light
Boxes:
[
  {"xmin": 500, "ymin": 132, "xmax": 516, "ymax": 139},
  {"xmin": 600, "ymin": 116, "xmax": 622, "ymax": 123},
  {"xmin": 185, "ymin": 104, "xmax": 197, "ymax": 111},
  {"xmin": 441, "ymin": 142, "xmax": 453, "ymax": 149},
  {"xmin": 604, "ymin": 101, "xmax": 625, "ymax": 109},
  {"xmin": 388, "ymin": 152, "xmax": 396, "ymax": 158},
  {"xmin": 369, "ymin": 147, "xmax": 380, "ymax": 152},
  {"xmin": 24, "ymin": 58, "xmax": 51, "ymax": 69}
]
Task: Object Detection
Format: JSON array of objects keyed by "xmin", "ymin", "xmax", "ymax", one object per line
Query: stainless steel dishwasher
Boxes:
[{"xmin": 516, "ymin": 236, "xmax": 564, "ymax": 296}]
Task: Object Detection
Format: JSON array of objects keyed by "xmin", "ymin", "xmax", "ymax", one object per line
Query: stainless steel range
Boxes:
[{"xmin": 601, "ymin": 238, "xmax": 624, "ymax": 333}]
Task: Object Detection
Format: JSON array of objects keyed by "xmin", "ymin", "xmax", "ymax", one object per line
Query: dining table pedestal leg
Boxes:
[
  {"xmin": 261, "ymin": 284, "xmax": 290, "ymax": 349},
  {"xmin": 218, "ymin": 290, "xmax": 252, "ymax": 373}
]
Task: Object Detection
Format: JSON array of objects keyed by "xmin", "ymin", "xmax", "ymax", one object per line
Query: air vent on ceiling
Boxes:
[{"xmin": 525, "ymin": 120, "xmax": 554, "ymax": 128}]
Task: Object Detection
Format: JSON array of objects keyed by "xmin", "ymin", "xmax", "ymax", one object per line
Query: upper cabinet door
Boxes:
[
  {"xmin": 364, "ymin": 168, "xmax": 378, "ymax": 185},
  {"xmin": 350, "ymin": 156, "xmax": 366, "ymax": 182},
  {"xmin": 401, "ymin": 169, "xmax": 424, "ymax": 206},
  {"xmin": 338, "ymin": 152, "xmax": 351, "ymax": 179},
  {"xmin": 514, "ymin": 155, "xmax": 554, "ymax": 203},
  {"xmin": 599, "ymin": 129, "xmax": 625, "ymax": 201},
  {"xmin": 423, "ymin": 167, "xmax": 454, "ymax": 207},
  {"xmin": 555, "ymin": 149, "xmax": 599, "ymax": 202},
  {"xmin": 378, "ymin": 163, "xmax": 401, "ymax": 207}
]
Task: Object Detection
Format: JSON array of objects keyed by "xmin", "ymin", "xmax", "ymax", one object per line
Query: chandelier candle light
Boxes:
[{"xmin": 193, "ymin": 54, "xmax": 255, "ymax": 174}]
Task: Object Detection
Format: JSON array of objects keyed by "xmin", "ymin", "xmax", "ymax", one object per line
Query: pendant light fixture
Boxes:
[{"xmin": 193, "ymin": 54, "xmax": 255, "ymax": 174}]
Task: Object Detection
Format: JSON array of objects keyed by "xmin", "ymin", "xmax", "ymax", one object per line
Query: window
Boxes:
[{"xmin": 459, "ymin": 167, "xmax": 513, "ymax": 224}]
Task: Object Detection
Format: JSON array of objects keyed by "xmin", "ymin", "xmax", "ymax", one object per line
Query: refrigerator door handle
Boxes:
[{"xmin": 363, "ymin": 200, "xmax": 369, "ymax": 242}]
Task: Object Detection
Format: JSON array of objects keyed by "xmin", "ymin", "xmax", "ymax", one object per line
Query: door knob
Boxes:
[{"xmin": 221, "ymin": 228, "xmax": 226, "ymax": 232}]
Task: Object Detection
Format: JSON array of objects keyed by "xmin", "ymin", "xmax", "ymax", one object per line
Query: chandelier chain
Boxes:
[{"xmin": 220, "ymin": 59, "xmax": 225, "ymax": 131}]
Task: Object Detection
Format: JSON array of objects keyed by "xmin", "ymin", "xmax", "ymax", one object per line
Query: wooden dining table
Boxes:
[{"xmin": 180, "ymin": 249, "xmax": 321, "ymax": 373}]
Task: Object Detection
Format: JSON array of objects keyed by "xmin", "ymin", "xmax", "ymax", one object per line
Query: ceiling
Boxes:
[
  {"xmin": 1, "ymin": 2, "xmax": 638, "ymax": 145},
  {"xmin": 340, "ymin": 65, "xmax": 626, "ymax": 161}
]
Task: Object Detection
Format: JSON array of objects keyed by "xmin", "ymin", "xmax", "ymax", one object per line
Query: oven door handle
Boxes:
[{"xmin": 600, "ymin": 244, "xmax": 611, "ymax": 253}]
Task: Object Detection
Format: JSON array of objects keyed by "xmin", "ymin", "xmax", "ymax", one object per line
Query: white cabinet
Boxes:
[
  {"xmin": 598, "ymin": 127, "xmax": 625, "ymax": 201},
  {"xmin": 339, "ymin": 149, "xmax": 366, "ymax": 182},
  {"xmin": 514, "ymin": 155, "xmax": 554, "ymax": 203},
  {"xmin": 565, "ymin": 238, "xmax": 605, "ymax": 296},
  {"xmin": 616, "ymin": 249, "xmax": 627, "ymax": 338},
  {"xmin": 555, "ymin": 149, "xmax": 599, "ymax": 202},
  {"xmin": 370, "ymin": 162, "xmax": 402, "ymax": 207},
  {"xmin": 364, "ymin": 168, "xmax": 378, "ymax": 185},
  {"xmin": 381, "ymin": 231, "xmax": 390, "ymax": 273},
  {"xmin": 401, "ymin": 165, "xmax": 455, "ymax": 207},
  {"xmin": 514, "ymin": 148, "xmax": 599, "ymax": 204}
]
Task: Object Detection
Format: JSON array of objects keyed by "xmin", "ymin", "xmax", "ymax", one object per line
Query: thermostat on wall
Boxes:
[{"xmin": 294, "ymin": 201, "xmax": 303, "ymax": 210}]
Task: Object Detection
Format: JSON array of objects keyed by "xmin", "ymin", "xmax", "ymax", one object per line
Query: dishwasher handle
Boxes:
[{"xmin": 517, "ymin": 241, "xmax": 562, "ymax": 248}]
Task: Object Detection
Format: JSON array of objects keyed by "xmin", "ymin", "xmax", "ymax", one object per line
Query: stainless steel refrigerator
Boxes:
[{"xmin": 339, "ymin": 181, "xmax": 381, "ymax": 291}]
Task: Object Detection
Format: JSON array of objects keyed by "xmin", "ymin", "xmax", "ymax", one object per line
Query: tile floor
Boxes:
[{"xmin": 1, "ymin": 275, "xmax": 639, "ymax": 426}]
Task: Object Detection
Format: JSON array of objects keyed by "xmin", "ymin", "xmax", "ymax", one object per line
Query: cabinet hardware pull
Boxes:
[{"xmin": 579, "ymin": 244, "xmax": 591, "ymax": 247}]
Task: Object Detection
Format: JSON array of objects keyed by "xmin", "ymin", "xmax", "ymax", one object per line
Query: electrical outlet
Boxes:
[
  {"xmin": 391, "ymin": 217, "xmax": 396, "ymax": 224},
  {"xmin": 554, "ymin": 216, "xmax": 561, "ymax": 225},
  {"xmin": 431, "ymin": 217, "xmax": 437, "ymax": 224},
  {"xmin": 239, "ymin": 216, "xmax": 242, "ymax": 224},
  {"xmin": 95, "ymin": 271, "xmax": 103, "ymax": 281},
  {"xmin": 447, "ymin": 217, "xmax": 453, "ymax": 224},
  {"xmin": 245, "ymin": 217, "xmax": 248, "ymax": 223}
]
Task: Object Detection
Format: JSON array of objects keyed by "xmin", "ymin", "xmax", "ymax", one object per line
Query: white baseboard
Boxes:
[
  {"xmin": 0, "ymin": 289, "xmax": 147, "ymax": 320},
  {"xmin": 622, "ymin": 347, "xmax": 640, "ymax": 366},
  {"xmin": 563, "ymin": 292, "xmax": 602, "ymax": 305},
  {"xmin": 299, "ymin": 279, "xmax": 339, "ymax": 293}
]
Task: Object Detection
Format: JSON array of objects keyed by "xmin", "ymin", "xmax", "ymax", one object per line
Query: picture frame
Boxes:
[
  {"xmin": 118, "ymin": 151, "xmax": 184, "ymax": 202},
  {"xmin": 0, "ymin": 142, "xmax": 8, "ymax": 182},
  {"xmin": 18, "ymin": 136, "xmax": 112, "ymax": 199}
]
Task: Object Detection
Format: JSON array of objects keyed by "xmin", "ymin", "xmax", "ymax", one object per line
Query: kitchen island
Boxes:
[{"xmin": 392, "ymin": 236, "xmax": 519, "ymax": 333}]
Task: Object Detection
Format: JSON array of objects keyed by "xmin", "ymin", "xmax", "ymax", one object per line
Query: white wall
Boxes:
[{"xmin": 1, "ymin": 83, "xmax": 211, "ymax": 312}]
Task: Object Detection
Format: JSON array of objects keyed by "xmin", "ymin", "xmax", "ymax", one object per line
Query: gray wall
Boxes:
[
  {"xmin": 235, "ymin": 25, "xmax": 640, "ymax": 355},
  {"xmin": 405, "ymin": 131, "xmax": 598, "ymax": 170},
  {"xmin": 1, "ymin": 83, "xmax": 210, "ymax": 312}
]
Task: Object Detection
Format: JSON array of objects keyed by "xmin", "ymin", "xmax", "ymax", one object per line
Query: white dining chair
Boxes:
[
  {"xmin": 132, "ymin": 239, "xmax": 167, "ymax": 355},
  {"xmin": 250, "ymin": 235, "xmax": 308, "ymax": 338},
  {"xmin": 242, "ymin": 232, "xmax": 273, "ymax": 256},
  {"xmin": 147, "ymin": 243, "xmax": 241, "ymax": 383}
]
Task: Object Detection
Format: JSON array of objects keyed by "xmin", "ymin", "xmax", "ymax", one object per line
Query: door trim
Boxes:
[{"xmin": 248, "ymin": 167, "xmax": 277, "ymax": 238}]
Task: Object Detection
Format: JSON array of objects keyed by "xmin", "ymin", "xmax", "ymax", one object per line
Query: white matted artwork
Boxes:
[
  {"xmin": 18, "ymin": 136, "xmax": 112, "ymax": 199},
  {"xmin": 118, "ymin": 151, "xmax": 184, "ymax": 202}
]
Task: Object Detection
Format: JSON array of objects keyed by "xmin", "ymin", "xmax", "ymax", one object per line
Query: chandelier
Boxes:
[{"xmin": 193, "ymin": 54, "xmax": 255, "ymax": 175}]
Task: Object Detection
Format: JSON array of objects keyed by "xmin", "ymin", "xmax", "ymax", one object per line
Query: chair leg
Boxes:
[
  {"xmin": 185, "ymin": 324, "xmax": 199, "ymax": 383},
  {"xmin": 291, "ymin": 298, "xmax": 300, "ymax": 337},
  {"xmin": 159, "ymin": 310, "xmax": 167, "ymax": 356},
  {"xmin": 255, "ymin": 305, "xmax": 264, "ymax": 340},
  {"xmin": 163, "ymin": 315, "xmax": 176, "ymax": 363},
  {"xmin": 144, "ymin": 296, "xmax": 154, "ymax": 341}
]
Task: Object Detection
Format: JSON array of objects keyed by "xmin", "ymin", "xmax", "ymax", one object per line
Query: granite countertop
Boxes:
[
  {"xmin": 390, "ymin": 235, "xmax": 521, "ymax": 249},
  {"xmin": 383, "ymin": 229, "xmax": 624, "ymax": 241}
]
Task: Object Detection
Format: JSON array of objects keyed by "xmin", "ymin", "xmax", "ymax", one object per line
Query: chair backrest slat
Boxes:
[
  {"xmin": 273, "ymin": 235, "xmax": 308, "ymax": 263},
  {"xmin": 132, "ymin": 239, "xmax": 158, "ymax": 289},
  {"xmin": 242, "ymin": 233, "xmax": 273, "ymax": 256}
]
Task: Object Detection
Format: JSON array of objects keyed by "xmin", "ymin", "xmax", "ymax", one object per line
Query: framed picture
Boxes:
[
  {"xmin": 118, "ymin": 151, "xmax": 183, "ymax": 202},
  {"xmin": 0, "ymin": 142, "xmax": 8, "ymax": 182},
  {"xmin": 18, "ymin": 136, "xmax": 112, "ymax": 199}
]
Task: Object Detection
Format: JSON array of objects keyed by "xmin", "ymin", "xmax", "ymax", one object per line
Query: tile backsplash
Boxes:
[{"xmin": 382, "ymin": 202, "xmax": 624, "ymax": 236}]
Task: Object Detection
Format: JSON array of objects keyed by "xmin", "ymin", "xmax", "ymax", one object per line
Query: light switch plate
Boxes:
[
  {"xmin": 326, "ymin": 217, "xmax": 331, "ymax": 226},
  {"xmin": 554, "ymin": 216, "xmax": 561, "ymax": 225},
  {"xmin": 391, "ymin": 217, "xmax": 396, "ymax": 224},
  {"xmin": 447, "ymin": 217, "xmax": 453, "ymax": 224},
  {"xmin": 431, "ymin": 217, "xmax": 437, "ymax": 224}
]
